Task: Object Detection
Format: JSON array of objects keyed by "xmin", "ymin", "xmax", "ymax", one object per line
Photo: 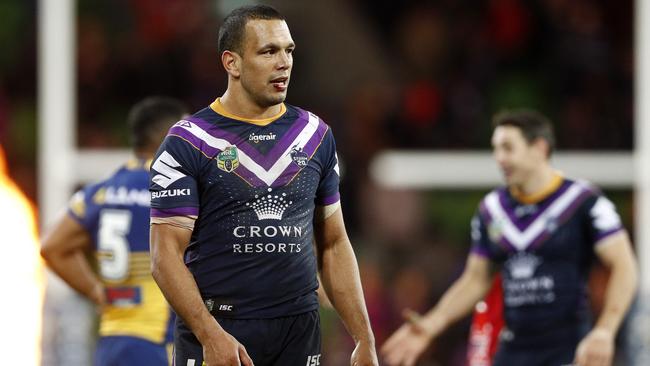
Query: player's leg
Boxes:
[
  {"xmin": 173, "ymin": 320, "xmax": 204, "ymax": 366},
  {"xmin": 271, "ymin": 310, "xmax": 322, "ymax": 366},
  {"xmin": 217, "ymin": 317, "xmax": 273, "ymax": 365},
  {"xmin": 174, "ymin": 316, "xmax": 268, "ymax": 366},
  {"xmin": 493, "ymin": 343, "xmax": 575, "ymax": 366}
]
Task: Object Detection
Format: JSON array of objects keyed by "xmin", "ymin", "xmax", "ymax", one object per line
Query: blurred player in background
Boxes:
[
  {"xmin": 382, "ymin": 109, "xmax": 638, "ymax": 366},
  {"xmin": 41, "ymin": 97, "xmax": 187, "ymax": 366},
  {"xmin": 149, "ymin": 5, "xmax": 377, "ymax": 366},
  {"xmin": 466, "ymin": 274, "xmax": 503, "ymax": 366}
]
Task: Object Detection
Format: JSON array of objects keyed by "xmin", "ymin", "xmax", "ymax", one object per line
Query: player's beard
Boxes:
[{"xmin": 241, "ymin": 76, "xmax": 287, "ymax": 108}]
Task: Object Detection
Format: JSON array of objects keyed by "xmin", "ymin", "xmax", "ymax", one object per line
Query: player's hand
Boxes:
[
  {"xmin": 350, "ymin": 339, "xmax": 378, "ymax": 366},
  {"xmin": 202, "ymin": 329, "xmax": 254, "ymax": 366},
  {"xmin": 573, "ymin": 328, "xmax": 614, "ymax": 366},
  {"xmin": 381, "ymin": 309, "xmax": 435, "ymax": 366},
  {"xmin": 89, "ymin": 282, "xmax": 107, "ymax": 313}
]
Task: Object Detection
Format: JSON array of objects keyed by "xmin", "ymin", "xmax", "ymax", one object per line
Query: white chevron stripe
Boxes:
[
  {"xmin": 484, "ymin": 182, "xmax": 587, "ymax": 251},
  {"xmin": 179, "ymin": 113, "xmax": 320, "ymax": 186}
]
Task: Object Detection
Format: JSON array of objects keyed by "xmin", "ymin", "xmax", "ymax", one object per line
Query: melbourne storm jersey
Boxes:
[
  {"xmin": 149, "ymin": 100, "xmax": 340, "ymax": 319},
  {"xmin": 68, "ymin": 159, "xmax": 173, "ymax": 344},
  {"xmin": 470, "ymin": 175, "xmax": 623, "ymax": 340}
]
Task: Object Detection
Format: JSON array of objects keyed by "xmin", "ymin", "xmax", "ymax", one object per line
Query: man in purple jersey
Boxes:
[
  {"xmin": 382, "ymin": 109, "xmax": 638, "ymax": 366},
  {"xmin": 149, "ymin": 5, "xmax": 377, "ymax": 366}
]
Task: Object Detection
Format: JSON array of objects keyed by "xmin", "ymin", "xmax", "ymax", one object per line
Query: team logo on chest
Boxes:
[
  {"xmin": 290, "ymin": 146, "xmax": 309, "ymax": 168},
  {"xmin": 217, "ymin": 145, "xmax": 240, "ymax": 173},
  {"xmin": 487, "ymin": 219, "xmax": 505, "ymax": 243},
  {"xmin": 505, "ymin": 252, "xmax": 541, "ymax": 279}
]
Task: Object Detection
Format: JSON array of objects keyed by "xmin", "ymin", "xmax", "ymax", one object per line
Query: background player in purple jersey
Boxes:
[
  {"xmin": 41, "ymin": 97, "xmax": 187, "ymax": 366},
  {"xmin": 149, "ymin": 5, "xmax": 377, "ymax": 366},
  {"xmin": 381, "ymin": 109, "xmax": 638, "ymax": 366}
]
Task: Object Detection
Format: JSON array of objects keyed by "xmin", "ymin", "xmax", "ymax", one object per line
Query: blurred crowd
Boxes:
[{"xmin": 0, "ymin": 0, "xmax": 634, "ymax": 365}]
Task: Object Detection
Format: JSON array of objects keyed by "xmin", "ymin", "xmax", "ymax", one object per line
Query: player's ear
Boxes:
[
  {"xmin": 221, "ymin": 50, "xmax": 241, "ymax": 78},
  {"xmin": 531, "ymin": 137, "xmax": 550, "ymax": 159}
]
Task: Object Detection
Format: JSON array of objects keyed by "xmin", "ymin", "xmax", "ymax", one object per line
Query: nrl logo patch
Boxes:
[
  {"xmin": 217, "ymin": 145, "xmax": 240, "ymax": 173},
  {"xmin": 290, "ymin": 146, "xmax": 309, "ymax": 168},
  {"xmin": 487, "ymin": 219, "xmax": 504, "ymax": 243}
]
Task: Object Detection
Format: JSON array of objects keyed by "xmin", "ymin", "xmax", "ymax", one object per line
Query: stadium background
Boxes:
[{"xmin": 0, "ymin": 0, "xmax": 645, "ymax": 365}]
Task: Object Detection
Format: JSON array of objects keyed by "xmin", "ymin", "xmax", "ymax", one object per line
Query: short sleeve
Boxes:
[
  {"xmin": 470, "ymin": 211, "xmax": 495, "ymax": 259},
  {"xmin": 67, "ymin": 184, "xmax": 101, "ymax": 234},
  {"xmin": 586, "ymin": 194, "xmax": 624, "ymax": 246},
  {"xmin": 149, "ymin": 135, "xmax": 201, "ymax": 219},
  {"xmin": 315, "ymin": 128, "xmax": 340, "ymax": 206}
]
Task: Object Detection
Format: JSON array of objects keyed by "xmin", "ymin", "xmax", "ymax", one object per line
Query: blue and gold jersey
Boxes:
[
  {"xmin": 149, "ymin": 100, "xmax": 340, "ymax": 319},
  {"xmin": 471, "ymin": 176, "xmax": 624, "ymax": 341},
  {"xmin": 68, "ymin": 159, "xmax": 173, "ymax": 344}
]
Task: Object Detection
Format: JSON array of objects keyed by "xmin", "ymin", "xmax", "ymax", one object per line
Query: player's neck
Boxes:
[
  {"xmin": 220, "ymin": 90, "xmax": 283, "ymax": 120},
  {"xmin": 513, "ymin": 164, "xmax": 557, "ymax": 198},
  {"xmin": 134, "ymin": 149, "xmax": 153, "ymax": 161}
]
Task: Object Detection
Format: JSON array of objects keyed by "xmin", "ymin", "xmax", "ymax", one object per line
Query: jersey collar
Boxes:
[
  {"xmin": 210, "ymin": 98, "xmax": 286, "ymax": 126},
  {"xmin": 510, "ymin": 172, "xmax": 564, "ymax": 204}
]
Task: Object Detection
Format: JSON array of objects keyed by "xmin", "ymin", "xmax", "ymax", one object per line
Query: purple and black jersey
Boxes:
[
  {"xmin": 471, "ymin": 178, "xmax": 623, "ymax": 342},
  {"xmin": 149, "ymin": 103, "xmax": 340, "ymax": 319}
]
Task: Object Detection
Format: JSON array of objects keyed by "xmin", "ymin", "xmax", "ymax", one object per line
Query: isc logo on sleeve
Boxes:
[{"xmin": 152, "ymin": 151, "xmax": 186, "ymax": 188}]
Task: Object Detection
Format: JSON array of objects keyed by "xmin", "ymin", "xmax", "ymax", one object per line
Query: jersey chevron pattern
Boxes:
[
  {"xmin": 68, "ymin": 159, "xmax": 173, "ymax": 344},
  {"xmin": 470, "ymin": 178, "xmax": 623, "ymax": 336},
  {"xmin": 150, "ymin": 103, "xmax": 340, "ymax": 318}
]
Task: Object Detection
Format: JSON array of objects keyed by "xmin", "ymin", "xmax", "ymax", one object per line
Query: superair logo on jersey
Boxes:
[
  {"xmin": 151, "ymin": 151, "xmax": 186, "ymax": 188},
  {"xmin": 216, "ymin": 145, "xmax": 239, "ymax": 173},
  {"xmin": 290, "ymin": 146, "xmax": 309, "ymax": 168},
  {"xmin": 248, "ymin": 132, "xmax": 277, "ymax": 144}
]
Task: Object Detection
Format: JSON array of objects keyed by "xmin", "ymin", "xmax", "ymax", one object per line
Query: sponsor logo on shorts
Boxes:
[{"xmin": 306, "ymin": 354, "xmax": 321, "ymax": 366}]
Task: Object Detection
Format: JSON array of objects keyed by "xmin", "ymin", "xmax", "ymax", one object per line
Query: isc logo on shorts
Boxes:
[{"xmin": 306, "ymin": 354, "xmax": 321, "ymax": 366}]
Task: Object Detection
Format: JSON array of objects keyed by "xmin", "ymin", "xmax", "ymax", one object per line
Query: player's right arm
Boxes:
[
  {"xmin": 150, "ymin": 223, "xmax": 252, "ymax": 366},
  {"xmin": 149, "ymin": 132, "xmax": 252, "ymax": 366},
  {"xmin": 381, "ymin": 254, "xmax": 493, "ymax": 366},
  {"xmin": 40, "ymin": 192, "xmax": 105, "ymax": 306}
]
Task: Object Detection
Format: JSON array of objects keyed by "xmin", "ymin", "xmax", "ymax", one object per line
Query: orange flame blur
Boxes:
[{"xmin": 0, "ymin": 146, "xmax": 44, "ymax": 365}]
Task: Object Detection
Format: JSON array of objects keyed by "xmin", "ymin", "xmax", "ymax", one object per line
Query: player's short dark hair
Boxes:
[
  {"xmin": 127, "ymin": 96, "xmax": 187, "ymax": 150},
  {"xmin": 218, "ymin": 5, "xmax": 285, "ymax": 55},
  {"xmin": 492, "ymin": 109, "xmax": 556, "ymax": 157}
]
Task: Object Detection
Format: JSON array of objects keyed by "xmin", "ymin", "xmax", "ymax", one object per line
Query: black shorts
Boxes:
[
  {"xmin": 492, "ymin": 323, "xmax": 587, "ymax": 366},
  {"xmin": 492, "ymin": 343, "xmax": 576, "ymax": 366},
  {"xmin": 173, "ymin": 310, "xmax": 321, "ymax": 366}
]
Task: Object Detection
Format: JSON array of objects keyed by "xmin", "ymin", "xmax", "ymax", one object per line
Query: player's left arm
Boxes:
[
  {"xmin": 314, "ymin": 202, "xmax": 378, "ymax": 366},
  {"xmin": 41, "ymin": 213, "xmax": 106, "ymax": 306},
  {"xmin": 575, "ymin": 230, "xmax": 638, "ymax": 366}
]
